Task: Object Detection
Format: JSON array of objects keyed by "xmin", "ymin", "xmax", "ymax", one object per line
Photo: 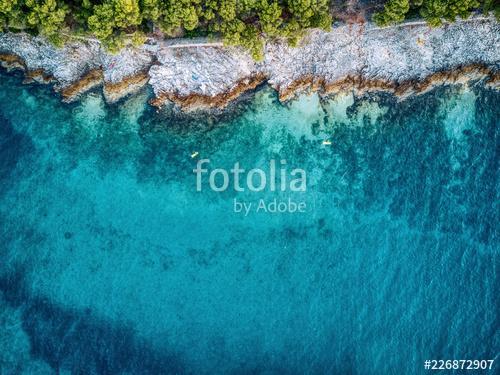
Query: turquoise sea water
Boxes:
[{"xmin": 0, "ymin": 72, "xmax": 498, "ymax": 374}]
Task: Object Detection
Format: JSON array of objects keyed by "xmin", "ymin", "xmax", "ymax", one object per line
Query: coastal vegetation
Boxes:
[
  {"xmin": 0, "ymin": 0, "xmax": 498, "ymax": 57},
  {"xmin": 373, "ymin": 0, "xmax": 499, "ymax": 26},
  {"xmin": 0, "ymin": 0, "xmax": 332, "ymax": 58}
]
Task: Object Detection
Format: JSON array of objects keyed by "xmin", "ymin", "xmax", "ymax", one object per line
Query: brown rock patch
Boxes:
[
  {"xmin": 150, "ymin": 73, "xmax": 267, "ymax": 111},
  {"xmin": 60, "ymin": 69, "xmax": 104, "ymax": 102},
  {"xmin": 0, "ymin": 53, "xmax": 26, "ymax": 71},
  {"xmin": 277, "ymin": 64, "xmax": 496, "ymax": 103},
  {"xmin": 103, "ymin": 71, "xmax": 150, "ymax": 103}
]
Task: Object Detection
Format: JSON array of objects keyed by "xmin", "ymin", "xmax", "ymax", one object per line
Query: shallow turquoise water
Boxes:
[{"xmin": 0, "ymin": 73, "xmax": 498, "ymax": 374}]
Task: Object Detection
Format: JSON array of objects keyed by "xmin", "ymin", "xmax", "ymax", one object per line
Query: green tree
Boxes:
[
  {"xmin": 113, "ymin": 0, "xmax": 142, "ymax": 28},
  {"xmin": 25, "ymin": 0, "xmax": 67, "ymax": 43},
  {"xmin": 219, "ymin": 0, "xmax": 237, "ymax": 21},
  {"xmin": 420, "ymin": 0, "xmax": 479, "ymax": 26},
  {"xmin": 87, "ymin": 0, "xmax": 142, "ymax": 49},
  {"xmin": 259, "ymin": 0, "xmax": 282, "ymax": 36},
  {"xmin": 88, "ymin": 1, "xmax": 115, "ymax": 39},
  {"xmin": 158, "ymin": 0, "xmax": 202, "ymax": 35},
  {"xmin": 241, "ymin": 24, "xmax": 264, "ymax": 60},
  {"xmin": 0, "ymin": 0, "xmax": 17, "ymax": 30},
  {"xmin": 0, "ymin": 0, "xmax": 18, "ymax": 15},
  {"xmin": 287, "ymin": 0, "xmax": 331, "ymax": 29},
  {"xmin": 141, "ymin": 0, "xmax": 162, "ymax": 21},
  {"xmin": 373, "ymin": 0, "xmax": 410, "ymax": 26}
]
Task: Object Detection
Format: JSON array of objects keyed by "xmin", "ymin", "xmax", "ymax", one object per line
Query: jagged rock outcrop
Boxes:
[
  {"xmin": 0, "ymin": 33, "xmax": 154, "ymax": 103},
  {"xmin": 0, "ymin": 16, "xmax": 498, "ymax": 111},
  {"xmin": 150, "ymin": 16, "xmax": 499, "ymax": 109}
]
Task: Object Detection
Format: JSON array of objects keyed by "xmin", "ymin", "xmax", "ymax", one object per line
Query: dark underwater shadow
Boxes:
[
  {"xmin": 0, "ymin": 269, "xmax": 187, "ymax": 375},
  {"xmin": 0, "ymin": 111, "xmax": 35, "ymax": 197}
]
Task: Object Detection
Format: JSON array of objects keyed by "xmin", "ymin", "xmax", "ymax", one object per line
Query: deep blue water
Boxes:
[{"xmin": 0, "ymin": 72, "xmax": 498, "ymax": 374}]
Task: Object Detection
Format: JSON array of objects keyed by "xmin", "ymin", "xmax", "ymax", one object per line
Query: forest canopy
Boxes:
[
  {"xmin": 373, "ymin": 0, "xmax": 498, "ymax": 26},
  {"xmin": 0, "ymin": 0, "xmax": 332, "ymax": 58},
  {"xmin": 0, "ymin": 0, "xmax": 497, "ymax": 58}
]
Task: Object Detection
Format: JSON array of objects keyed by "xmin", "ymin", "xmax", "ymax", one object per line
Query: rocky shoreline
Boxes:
[{"xmin": 0, "ymin": 16, "xmax": 499, "ymax": 111}]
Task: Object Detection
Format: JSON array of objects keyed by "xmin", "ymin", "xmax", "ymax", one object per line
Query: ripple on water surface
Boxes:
[{"xmin": 0, "ymin": 75, "xmax": 498, "ymax": 374}]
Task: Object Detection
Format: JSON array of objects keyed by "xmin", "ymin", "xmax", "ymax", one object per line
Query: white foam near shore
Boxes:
[{"xmin": 0, "ymin": 16, "xmax": 499, "ymax": 108}]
